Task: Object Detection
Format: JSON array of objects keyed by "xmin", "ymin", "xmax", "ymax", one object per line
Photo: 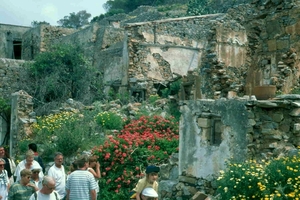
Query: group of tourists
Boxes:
[{"xmin": 0, "ymin": 143, "xmax": 160, "ymax": 200}]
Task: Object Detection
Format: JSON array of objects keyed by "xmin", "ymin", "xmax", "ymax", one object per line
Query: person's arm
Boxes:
[
  {"xmin": 135, "ymin": 192, "xmax": 141, "ymax": 200},
  {"xmin": 27, "ymin": 182, "xmax": 39, "ymax": 191},
  {"xmin": 88, "ymin": 165, "xmax": 101, "ymax": 179},
  {"xmin": 66, "ymin": 189, "xmax": 70, "ymax": 200},
  {"xmin": 90, "ymin": 189, "xmax": 96, "ymax": 200}
]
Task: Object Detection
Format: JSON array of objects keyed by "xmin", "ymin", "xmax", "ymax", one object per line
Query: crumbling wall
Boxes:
[
  {"xmin": 125, "ymin": 14, "xmax": 249, "ymax": 100},
  {"xmin": 164, "ymin": 95, "xmax": 300, "ymax": 199},
  {"xmin": 10, "ymin": 90, "xmax": 36, "ymax": 159},
  {"xmin": 22, "ymin": 25, "xmax": 76, "ymax": 60},
  {"xmin": 227, "ymin": 0, "xmax": 300, "ymax": 95},
  {"xmin": 0, "ymin": 58, "xmax": 28, "ymax": 99}
]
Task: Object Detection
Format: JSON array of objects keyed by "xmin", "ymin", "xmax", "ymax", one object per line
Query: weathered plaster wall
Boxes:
[
  {"xmin": 125, "ymin": 14, "xmax": 249, "ymax": 99},
  {"xmin": 161, "ymin": 95, "xmax": 300, "ymax": 199},
  {"xmin": 0, "ymin": 24, "xmax": 30, "ymax": 59},
  {"xmin": 179, "ymin": 99, "xmax": 248, "ymax": 178}
]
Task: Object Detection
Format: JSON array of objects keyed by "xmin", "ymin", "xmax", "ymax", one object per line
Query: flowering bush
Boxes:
[
  {"xmin": 94, "ymin": 111, "xmax": 124, "ymax": 130},
  {"xmin": 216, "ymin": 154, "xmax": 300, "ymax": 199},
  {"xmin": 92, "ymin": 115, "xmax": 179, "ymax": 199},
  {"xmin": 30, "ymin": 110, "xmax": 103, "ymax": 160}
]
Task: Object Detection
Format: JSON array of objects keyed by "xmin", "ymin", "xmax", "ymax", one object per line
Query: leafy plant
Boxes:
[
  {"xmin": 0, "ymin": 97, "xmax": 11, "ymax": 145},
  {"xmin": 30, "ymin": 110, "xmax": 103, "ymax": 160},
  {"xmin": 187, "ymin": 0, "xmax": 212, "ymax": 16},
  {"xmin": 28, "ymin": 43, "xmax": 96, "ymax": 104},
  {"xmin": 95, "ymin": 111, "xmax": 124, "ymax": 130},
  {"xmin": 216, "ymin": 155, "xmax": 300, "ymax": 199},
  {"xmin": 148, "ymin": 95, "xmax": 160, "ymax": 105},
  {"xmin": 161, "ymin": 79, "xmax": 181, "ymax": 98},
  {"xmin": 92, "ymin": 115, "xmax": 179, "ymax": 199}
]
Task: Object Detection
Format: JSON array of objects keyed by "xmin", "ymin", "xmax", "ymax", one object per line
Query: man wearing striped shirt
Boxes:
[{"xmin": 66, "ymin": 155, "xmax": 97, "ymax": 200}]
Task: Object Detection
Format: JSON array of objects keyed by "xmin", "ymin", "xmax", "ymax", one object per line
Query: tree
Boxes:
[
  {"xmin": 187, "ymin": 0, "xmax": 212, "ymax": 16},
  {"xmin": 104, "ymin": 0, "xmax": 160, "ymax": 14},
  {"xmin": 31, "ymin": 21, "xmax": 50, "ymax": 27},
  {"xmin": 28, "ymin": 43, "xmax": 94, "ymax": 103},
  {"xmin": 57, "ymin": 10, "xmax": 91, "ymax": 29}
]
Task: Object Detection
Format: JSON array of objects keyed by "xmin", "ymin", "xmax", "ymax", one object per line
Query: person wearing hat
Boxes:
[
  {"xmin": 31, "ymin": 166, "xmax": 43, "ymax": 190},
  {"xmin": 141, "ymin": 187, "xmax": 158, "ymax": 200},
  {"xmin": 131, "ymin": 165, "xmax": 160, "ymax": 200}
]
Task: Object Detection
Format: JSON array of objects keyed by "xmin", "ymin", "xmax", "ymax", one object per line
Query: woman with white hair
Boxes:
[
  {"xmin": 141, "ymin": 187, "xmax": 158, "ymax": 200},
  {"xmin": 0, "ymin": 158, "xmax": 9, "ymax": 200}
]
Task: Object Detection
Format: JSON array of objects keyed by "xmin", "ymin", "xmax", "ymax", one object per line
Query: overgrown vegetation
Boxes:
[
  {"xmin": 27, "ymin": 43, "xmax": 101, "ymax": 106},
  {"xmin": 0, "ymin": 97, "xmax": 11, "ymax": 145},
  {"xmin": 28, "ymin": 110, "xmax": 103, "ymax": 160},
  {"xmin": 217, "ymin": 154, "xmax": 300, "ymax": 199}
]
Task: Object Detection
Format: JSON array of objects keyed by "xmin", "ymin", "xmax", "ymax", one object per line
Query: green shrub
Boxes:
[
  {"xmin": 30, "ymin": 111, "xmax": 103, "ymax": 160},
  {"xmin": 148, "ymin": 95, "xmax": 160, "ymax": 104},
  {"xmin": 95, "ymin": 111, "xmax": 124, "ymax": 130},
  {"xmin": 92, "ymin": 115, "xmax": 179, "ymax": 199},
  {"xmin": 28, "ymin": 43, "xmax": 99, "ymax": 104},
  {"xmin": 217, "ymin": 155, "xmax": 300, "ymax": 199}
]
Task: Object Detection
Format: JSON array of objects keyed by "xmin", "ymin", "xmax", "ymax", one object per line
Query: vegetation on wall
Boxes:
[
  {"xmin": 27, "ymin": 43, "xmax": 99, "ymax": 105},
  {"xmin": 31, "ymin": 21, "xmax": 50, "ymax": 27}
]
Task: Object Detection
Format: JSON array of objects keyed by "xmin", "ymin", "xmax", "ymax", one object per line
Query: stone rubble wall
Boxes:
[
  {"xmin": 125, "ymin": 14, "xmax": 249, "ymax": 100},
  {"xmin": 0, "ymin": 59, "xmax": 29, "ymax": 99},
  {"xmin": 10, "ymin": 90, "xmax": 36, "ymax": 159},
  {"xmin": 161, "ymin": 95, "xmax": 300, "ymax": 199},
  {"xmin": 22, "ymin": 25, "xmax": 76, "ymax": 60}
]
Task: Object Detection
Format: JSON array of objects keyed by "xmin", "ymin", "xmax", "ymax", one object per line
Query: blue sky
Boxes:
[{"xmin": 0, "ymin": 0, "xmax": 107, "ymax": 27}]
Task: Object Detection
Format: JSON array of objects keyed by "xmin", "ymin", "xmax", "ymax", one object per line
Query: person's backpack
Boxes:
[{"xmin": 34, "ymin": 191, "xmax": 59, "ymax": 200}]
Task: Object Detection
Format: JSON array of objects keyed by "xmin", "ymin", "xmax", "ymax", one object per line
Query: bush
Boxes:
[
  {"xmin": 216, "ymin": 154, "xmax": 300, "ymax": 199},
  {"xmin": 92, "ymin": 115, "xmax": 179, "ymax": 199},
  {"xmin": 30, "ymin": 111, "xmax": 103, "ymax": 160},
  {"xmin": 94, "ymin": 111, "xmax": 124, "ymax": 130},
  {"xmin": 28, "ymin": 43, "xmax": 99, "ymax": 104}
]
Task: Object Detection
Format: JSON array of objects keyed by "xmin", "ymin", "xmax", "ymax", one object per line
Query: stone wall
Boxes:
[
  {"xmin": 22, "ymin": 25, "xmax": 76, "ymax": 60},
  {"xmin": 0, "ymin": 58, "xmax": 28, "ymax": 99},
  {"xmin": 226, "ymin": 0, "xmax": 300, "ymax": 95},
  {"xmin": 125, "ymin": 14, "xmax": 248, "ymax": 100},
  {"xmin": 10, "ymin": 90, "xmax": 36, "ymax": 158},
  {"xmin": 160, "ymin": 94, "xmax": 300, "ymax": 199}
]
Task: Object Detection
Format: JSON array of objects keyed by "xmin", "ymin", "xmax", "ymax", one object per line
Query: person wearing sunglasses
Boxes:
[
  {"xmin": 0, "ymin": 158, "xmax": 9, "ymax": 200},
  {"xmin": 8, "ymin": 169, "xmax": 38, "ymax": 200},
  {"xmin": 29, "ymin": 176, "xmax": 60, "ymax": 200},
  {"xmin": 31, "ymin": 167, "xmax": 43, "ymax": 190}
]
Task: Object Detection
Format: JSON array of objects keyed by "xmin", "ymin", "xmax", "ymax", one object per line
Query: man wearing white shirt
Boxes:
[
  {"xmin": 47, "ymin": 152, "xmax": 66, "ymax": 200},
  {"xmin": 14, "ymin": 150, "xmax": 44, "ymax": 182},
  {"xmin": 29, "ymin": 176, "xmax": 59, "ymax": 200}
]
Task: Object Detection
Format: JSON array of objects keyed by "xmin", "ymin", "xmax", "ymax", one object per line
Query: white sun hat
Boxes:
[{"xmin": 142, "ymin": 187, "xmax": 158, "ymax": 197}]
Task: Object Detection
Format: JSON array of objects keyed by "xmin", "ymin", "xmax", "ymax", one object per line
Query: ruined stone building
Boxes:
[{"xmin": 2, "ymin": 0, "xmax": 300, "ymax": 198}]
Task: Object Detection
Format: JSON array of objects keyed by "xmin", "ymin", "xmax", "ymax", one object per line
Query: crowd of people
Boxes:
[{"xmin": 0, "ymin": 143, "xmax": 160, "ymax": 200}]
